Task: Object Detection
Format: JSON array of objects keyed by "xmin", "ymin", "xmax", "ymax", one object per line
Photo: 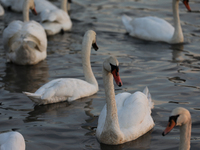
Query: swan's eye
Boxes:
[
  {"xmin": 110, "ymin": 63, "xmax": 119, "ymax": 75},
  {"xmin": 92, "ymin": 43, "xmax": 98, "ymax": 51},
  {"xmin": 168, "ymin": 115, "xmax": 179, "ymax": 126}
]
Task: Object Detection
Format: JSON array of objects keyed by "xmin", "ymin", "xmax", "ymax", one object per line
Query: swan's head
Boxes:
[
  {"xmin": 103, "ymin": 56, "xmax": 122, "ymax": 87},
  {"xmin": 162, "ymin": 107, "xmax": 191, "ymax": 136},
  {"xmin": 182, "ymin": 0, "xmax": 191, "ymax": 12},
  {"xmin": 83, "ymin": 30, "xmax": 98, "ymax": 51}
]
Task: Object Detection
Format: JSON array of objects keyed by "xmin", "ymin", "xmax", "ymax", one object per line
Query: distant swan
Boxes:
[
  {"xmin": 2, "ymin": 0, "xmax": 47, "ymax": 65},
  {"xmin": 0, "ymin": 131, "xmax": 25, "ymax": 150},
  {"xmin": 122, "ymin": 0, "xmax": 191, "ymax": 44},
  {"xmin": 96, "ymin": 56, "xmax": 154, "ymax": 145},
  {"xmin": 0, "ymin": 3, "xmax": 4, "ymax": 16},
  {"xmin": 40, "ymin": 0, "xmax": 72, "ymax": 36},
  {"xmin": 23, "ymin": 30, "xmax": 99, "ymax": 105},
  {"xmin": 162, "ymin": 107, "xmax": 191, "ymax": 150}
]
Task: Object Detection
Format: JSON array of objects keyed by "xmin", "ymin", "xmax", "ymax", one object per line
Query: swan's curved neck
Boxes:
[
  {"xmin": 61, "ymin": 0, "xmax": 69, "ymax": 14},
  {"xmin": 100, "ymin": 68, "xmax": 123, "ymax": 144},
  {"xmin": 23, "ymin": 0, "xmax": 30, "ymax": 21},
  {"xmin": 179, "ymin": 119, "xmax": 191, "ymax": 150},
  {"xmin": 171, "ymin": 0, "xmax": 184, "ymax": 43},
  {"xmin": 81, "ymin": 36, "xmax": 98, "ymax": 88}
]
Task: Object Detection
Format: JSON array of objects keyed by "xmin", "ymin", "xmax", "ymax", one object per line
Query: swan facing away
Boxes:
[
  {"xmin": 0, "ymin": 131, "xmax": 25, "ymax": 150},
  {"xmin": 162, "ymin": 107, "xmax": 191, "ymax": 150},
  {"xmin": 122, "ymin": 0, "xmax": 191, "ymax": 44},
  {"xmin": 96, "ymin": 56, "xmax": 154, "ymax": 145},
  {"xmin": 2, "ymin": 0, "xmax": 47, "ymax": 65},
  {"xmin": 40, "ymin": 0, "xmax": 72, "ymax": 36},
  {"xmin": 23, "ymin": 30, "xmax": 99, "ymax": 105}
]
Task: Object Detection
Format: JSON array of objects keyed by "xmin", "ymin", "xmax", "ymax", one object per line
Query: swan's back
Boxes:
[
  {"xmin": 122, "ymin": 15, "xmax": 174, "ymax": 42},
  {"xmin": 0, "ymin": 132, "xmax": 25, "ymax": 150},
  {"xmin": 96, "ymin": 88, "xmax": 154, "ymax": 142}
]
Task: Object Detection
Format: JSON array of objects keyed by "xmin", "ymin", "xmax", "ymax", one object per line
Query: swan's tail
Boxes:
[
  {"xmin": 143, "ymin": 86, "xmax": 154, "ymax": 109},
  {"xmin": 122, "ymin": 14, "xmax": 133, "ymax": 33},
  {"xmin": 23, "ymin": 92, "xmax": 43, "ymax": 104}
]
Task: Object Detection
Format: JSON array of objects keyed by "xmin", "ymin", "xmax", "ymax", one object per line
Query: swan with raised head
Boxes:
[
  {"xmin": 122, "ymin": 0, "xmax": 191, "ymax": 44},
  {"xmin": 2, "ymin": 0, "xmax": 47, "ymax": 65},
  {"xmin": 96, "ymin": 56, "xmax": 154, "ymax": 145},
  {"xmin": 0, "ymin": 131, "xmax": 25, "ymax": 150},
  {"xmin": 162, "ymin": 107, "xmax": 191, "ymax": 150},
  {"xmin": 40, "ymin": 0, "xmax": 72, "ymax": 36},
  {"xmin": 23, "ymin": 30, "xmax": 99, "ymax": 105}
]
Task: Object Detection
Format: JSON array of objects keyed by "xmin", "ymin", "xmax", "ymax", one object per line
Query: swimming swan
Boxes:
[
  {"xmin": 2, "ymin": 0, "xmax": 47, "ymax": 65},
  {"xmin": 162, "ymin": 107, "xmax": 191, "ymax": 150},
  {"xmin": 40, "ymin": 0, "xmax": 72, "ymax": 36},
  {"xmin": 122, "ymin": 0, "xmax": 191, "ymax": 44},
  {"xmin": 23, "ymin": 30, "xmax": 99, "ymax": 105},
  {"xmin": 96, "ymin": 56, "xmax": 154, "ymax": 145}
]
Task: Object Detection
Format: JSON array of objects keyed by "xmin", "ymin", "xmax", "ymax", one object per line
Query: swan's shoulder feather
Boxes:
[
  {"xmin": 0, "ymin": 131, "xmax": 25, "ymax": 150},
  {"xmin": 3, "ymin": 20, "xmax": 23, "ymax": 50}
]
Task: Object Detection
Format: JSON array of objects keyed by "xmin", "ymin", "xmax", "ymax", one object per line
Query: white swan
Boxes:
[
  {"xmin": 0, "ymin": 0, "xmax": 57, "ymax": 13},
  {"xmin": 0, "ymin": 131, "xmax": 25, "ymax": 150},
  {"xmin": 0, "ymin": 3, "xmax": 4, "ymax": 16},
  {"xmin": 162, "ymin": 107, "xmax": 191, "ymax": 150},
  {"xmin": 23, "ymin": 30, "xmax": 99, "ymax": 105},
  {"xmin": 96, "ymin": 56, "xmax": 154, "ymax": 145},
  {"xmin": 122, "ymin": 0, "xmax": 191, "ymax": 44},
  {"xmin": 2, "ymin": 0, "xmax": 47, "ymax": 65},
  {"xmin": 40, "ymin": 0, "xmax": 72, "ymax": 36}
]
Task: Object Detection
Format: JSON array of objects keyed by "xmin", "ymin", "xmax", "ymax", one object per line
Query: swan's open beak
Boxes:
[
  {"xmin": 112, "ymin": 69, "xmax": 123, "ymax": 87},
  {"xmin": 92, "ymin": 42, "xmax": 98, "ymax": 51},
  {"xmin": 162, "ymin": 120, "xmax": 176, "ymax": 136},
  {"xmin": 183, "ymin": 0, "xmax": 191, "ymax": 12},
  {"xmin": 31, "ymin": 8, "xmax": 38, "ymax": 15}
]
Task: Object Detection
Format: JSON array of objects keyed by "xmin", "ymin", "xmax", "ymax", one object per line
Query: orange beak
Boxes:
[
  {"xmin": 111, "ymin": 69, "xmax": 122, "ymax": 87},
  {"xmin": 31, "ymin": 8, "xmax": 37, "ymax": 15},
  {"xmin": 162, "ymin": 120, "xmax": 176, "ymax": 136},
  {"xmin": 183, "ymin": 0, "xmax": 191, "ymax": 12}
]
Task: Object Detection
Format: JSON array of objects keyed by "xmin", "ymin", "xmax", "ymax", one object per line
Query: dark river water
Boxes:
[{"xmin": 0, "ymin": 0, "xmax": 200, "ymax": 149}]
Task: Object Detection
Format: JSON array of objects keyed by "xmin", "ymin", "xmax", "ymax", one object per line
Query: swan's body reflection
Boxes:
[{"xmin": 2, "ymin": 60, "xmax": 49, "ymax": 93}]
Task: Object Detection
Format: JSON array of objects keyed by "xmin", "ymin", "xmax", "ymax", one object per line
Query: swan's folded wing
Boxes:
[
  {"xmin": 3, "ymin": 20, "xmax": 23, "ymax": 51},
  {"xmin": 23, "ymin": 21, "xmax": 47, "ymax": 52}
]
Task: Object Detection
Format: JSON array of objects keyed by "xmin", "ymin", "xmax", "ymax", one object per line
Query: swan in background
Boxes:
[
  {"xmin": 0, "ymin": 131, "xmax": 25, "ymax": 150},
  {"xmin": 0, "ymin": 0, "xmax": 57, "ymax": 13},
  {"xmin": 96, "ymin": 56, "xmax": 154, "ymax": 145},
  {"xmin": 40, "ymin": 0, "xmax": 72, "ymax": 36},
  {"xmin": 162, "ymin": 107, "xmax": 191, "ymax": 150},
  {"xmin": 122, "ymin": 0, "xmax": 191, "ymax": 44},
  {"xmin": 0, "ymin": 3, "xmax": 4, "ymax": 16},
  {"xmin": 2, "ymin": 0, "xmax": 47, "ymax": 65},
  {"xmin": 23, "ymin": 30, "xmax": 99, "ymax": 105}
]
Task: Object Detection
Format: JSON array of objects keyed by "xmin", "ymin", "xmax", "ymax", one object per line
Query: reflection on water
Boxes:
[
  {"xmin": 100, "ymin": 130, "xmax": 152, "ymax": 150},
  {"xmin": 1, "ymin": 61, "xmax": 49, "ymax": 93}
]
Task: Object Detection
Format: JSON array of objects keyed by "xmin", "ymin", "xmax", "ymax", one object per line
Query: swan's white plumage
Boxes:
[
  {"xmin": 40, "ymin": 4, "xmax": 72, "ymax": 35},
  {"xmin": 0, "ymin": 132, "xmax": 25, "ymax": 150},
  {"xmin": 3, "ymin": 20, "xmax": 47, "ymax": 65},
  {"xmin": 122, "ymin": 0, "xmax": 189, "ymax": 44},
  {"xmin": 23, "ymin": 30, "xmax": 98, "ymax": 105},
  {"xmin": 0, "ymin": 0, "xmax": 57, "ymax": 13},
  {"xmin": 23, "ymin": 78, "xmax": 98, "ymax": 105},
  {"xmin": 96, "ymin": 87, "xmax": 154, "ymax": 144},
  {"xmin": 122, "ymin": 15, "xmax": 174, "ymax": 43}
]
